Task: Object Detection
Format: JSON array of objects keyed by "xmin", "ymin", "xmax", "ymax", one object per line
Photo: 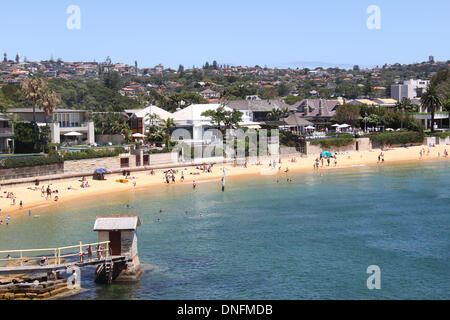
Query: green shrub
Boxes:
[
  {"xmin": 310, "ymin": 137, "xmax": 354, "ymax": 149},
  {"xmin": 62, "ymin": 147, "xmax": 125, "ymax": 161},
  {"xmin": 426, "ymin": 131, "xmax": 450, "ymax": 139},
  {"xmin": 0, "ymin": 155, "xmax": 63, "ymax": 169},
  {"xmin": 369, "ymin": 131, "xmax": 424, "ymax": 147}
]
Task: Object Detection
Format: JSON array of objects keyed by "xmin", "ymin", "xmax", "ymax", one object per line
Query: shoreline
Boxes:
[{"xmin": 1, "ymin": 145, "xmax": 449, "ymax": 220}]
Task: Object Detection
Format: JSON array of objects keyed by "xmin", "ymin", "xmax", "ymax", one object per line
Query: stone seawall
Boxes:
[
  {"xmin": 0, "ymin": 163, "xmax": 64, "ymax": 182},
  {"xmin": 63, "ymin": 157, "xmax": 122, "ymax": 174},
  {"xmin": 305, "ymin": 138, "xmax": 372, "ymax": 156}
]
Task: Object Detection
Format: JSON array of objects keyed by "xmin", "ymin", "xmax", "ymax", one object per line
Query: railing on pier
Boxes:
[{"xmin": 0, "ymin": 241, "xmax": 111, "ymax": 268}]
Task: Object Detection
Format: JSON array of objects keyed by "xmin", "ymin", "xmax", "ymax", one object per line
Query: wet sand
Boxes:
[{"xmin": 0, "ymin": 145, "xmax": 449, "ymax": 219}]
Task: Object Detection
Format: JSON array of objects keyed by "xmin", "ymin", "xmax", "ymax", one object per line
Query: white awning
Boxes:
[
  {"xmin": 132, "ymin": 133, "xmax": 146, "ymax": 138},
  {"xmin": 64, "ymin": 131, "xmax": 83, "ymax": 136}
]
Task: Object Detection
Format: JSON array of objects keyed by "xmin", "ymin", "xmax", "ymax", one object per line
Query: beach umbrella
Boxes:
[
  {"xmin": 338, "ymin": 124, "xmax": 350, "ymax": 128},
  {"xmin": 64, "ymin": 131, "xmax": 83, "ymax": 136},
  {"xmin": 321, "ymin": 151, "xmax": 333, "ymax": 158},
  {"xmin": 94, "ymin": 168, "xmax": 108, "ymax": 173},
  {"xmin": 386, "ymin": 128, "xmax": 394, "ymax": 131},
  {"xmin": 305, "ymin": 125, "xmax": 315, "ymax": 130},
  {"xmin": 331, "ymin": 124, "xmax": 340, "ymax": 127}
]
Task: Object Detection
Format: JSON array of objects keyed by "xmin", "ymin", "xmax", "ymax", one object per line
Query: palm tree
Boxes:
[
  {"xmin": 161, "ymin": 118, "xmax": 175, "ymax": 149},
  {"xmin": 21, "ymin": 78, "xmax": 47, "ymax": 123},
  {"xmin": 394, "ymin": 97, "xmax": 415, "ymax": 129},
  {"xmin": 421, "ymin": 85, "xmax": 443, "ymax": 133},
  {"xmin": 267, "ymin": 107, "xmax": 290, "ymax": 121},
  {"xmin": 146, "ymin": 113, "xmax": 162, "ymax": 127},
  {"xmin": 41, "ymin": 91, "xmax": 61, "ymax": 125}
]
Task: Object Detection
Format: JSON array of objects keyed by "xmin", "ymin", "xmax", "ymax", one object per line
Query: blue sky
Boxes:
[{"xmin": 0, "ymin": 0, "xmax": 448, "ymax": 69}]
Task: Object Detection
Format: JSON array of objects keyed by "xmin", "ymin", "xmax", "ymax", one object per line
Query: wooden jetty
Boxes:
[{"xmin": 0, "ymin": 215, "xmax": 142, "ymax": 300}]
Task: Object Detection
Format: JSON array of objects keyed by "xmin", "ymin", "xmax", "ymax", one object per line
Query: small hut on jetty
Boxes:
[{"xmin": 93, "ymin": 215, "xmax": 142, "ymax": 283}]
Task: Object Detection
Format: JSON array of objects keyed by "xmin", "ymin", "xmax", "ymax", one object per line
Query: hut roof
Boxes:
[{"xmin": 93, "ymin": 215, "xmax": 141, "ymax": 231}]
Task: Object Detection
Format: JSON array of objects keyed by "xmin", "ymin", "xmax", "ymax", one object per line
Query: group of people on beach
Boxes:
[
  {"xmin": 314, "ymin": 153, "xmax": 338, "ymax": 169},
  {"xmin": 419, "ymin": 146, "xmax": 448, "ymax": 158},
  {"xmin": 0, "ymin": 213, "xmax": 11, "ymax": 226}
]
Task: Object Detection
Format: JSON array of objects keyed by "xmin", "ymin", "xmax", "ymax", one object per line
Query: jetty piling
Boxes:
[{"xmin": 0, "ymin": 215, "xmax": 142, "ymax": 299}]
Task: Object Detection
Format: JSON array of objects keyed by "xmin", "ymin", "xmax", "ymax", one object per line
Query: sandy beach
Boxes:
[{"xmin": 1, "ymin": 144, "xmax": 449, "ymax": 220}]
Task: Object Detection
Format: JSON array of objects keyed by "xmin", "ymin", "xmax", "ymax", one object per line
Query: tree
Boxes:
[
  {"xmin": 201, "ymin": 105, "xmax": 243, "ymax": 135},
  {"xmin": 284, "ymin": 95, "xmax": 303, "ymax": 105},
  {"xmin": 15, "ymin": 53, "xmax": 20, "ymax": 64},
  {"xmin": 421, "ymin": 84, "xmax": 443, "ymax": 133},
  {"xmin": 3, "ymin": 53, "xmax": 6, "ymax": 63},
  {"xmin": 21, "ymin": 78, "xmax": 48, "ymax": 123},
  {"xmin": 178, "ymin": 64, "xmax": 185, "ymax": 75},
  {"xmin": 161, "ymin": 118, "xmax": 175, "ymax": 148},
  {"xmin": 277, "ymin": 82, "xmax": 290, "ymax": 97},
  {"xmin": 394, "ymin": 98, "xmax": 415, "ymax": 129},
  {"xmin": 93, "ymin": 112, "xmax": 130, "ymax": 135},
  {"xmin": 212, "ymin": 60, "xmax": 218, "ymax": 70},
  {"xmin": 259, "ymin": 87, "xmax": 278, "ymax": 100},
  {"xmin": 41, "ymin": 91, "xmax": 61, "ymax": 124},
  {"xmin": 333, "ymin": 104, "xmax": 361, "ymax": 126},
  {"xmin": 267, "ymin": 107, "xmax": 290, "ymax": 121},
  {"xmin": 363, "ymin": 76, "xmax": 374, "ymax": 98},
  {"xmin": 103, "ymin": 71, "xmax": 122, "ymax": 91}
]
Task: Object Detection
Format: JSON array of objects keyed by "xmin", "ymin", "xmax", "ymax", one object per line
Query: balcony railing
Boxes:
[
  {"xmin": 59, "ymin": 122, "xmax": 88, "ymax": 128},
  {"xmin": 0, "ymin": 128, "xmax": 14, "ymax": 135}
]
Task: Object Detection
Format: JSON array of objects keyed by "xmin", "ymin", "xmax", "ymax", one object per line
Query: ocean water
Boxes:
[{"xmin": 0, "ymin": 160, "xmax": 449, "ymax": 299}]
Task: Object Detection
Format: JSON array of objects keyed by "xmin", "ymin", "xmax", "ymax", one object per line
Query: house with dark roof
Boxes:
[
  {"xmin": 226, "ymin": 99, "xmax": 295, "ymax": 122},
  {"xmin": 292, "ymin": 99, "xmax": 341, "ymax": 128},
  {"xmin": 281, "ymin": 113, "xmax": 314, "ymax": 135}
]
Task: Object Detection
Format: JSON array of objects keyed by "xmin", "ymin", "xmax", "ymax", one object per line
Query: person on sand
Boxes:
[
  {"xmin": 327, "ymin": 157, "xmax": 330, "ymax": 166},
  {"xmin": 334, "ymin": 157, "xmax": 337, "ymax": 167},
  {"xmin": 181, "ymin": 171, "xmax": 184, "ymax": 182},
  {"xmin": 19, "ymin": 200, "xmax": 23, "ymax": 208},
  {"xmin": 444, "ymin": 149, "xmax": 448, "ymax": 157},
  {"xmin": 54, "ymin": 195, "xmax": 59, "ymax": 202},
  {"xmin": 193, "ymin": 180, "xmax": 197, "ymax": 189},
  {"xmin": 284, "ymin": 167, "xmax": 289, "ymax": 173}
]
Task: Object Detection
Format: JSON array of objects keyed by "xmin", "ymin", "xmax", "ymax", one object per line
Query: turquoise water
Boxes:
[{"xmin": 1, "ymin": 160, "xmax": 449, "ymax": 299}]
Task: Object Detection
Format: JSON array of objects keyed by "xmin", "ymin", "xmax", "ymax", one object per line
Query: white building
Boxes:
[
  {"xmin": 7, "ymin": 108, "xmax": 95, "ymax": 145},
  {"xmin": 125, "ymin": 105, "xmax": 174, "ymax": 135},
  {"xmin": 391, "ymin": 79, "xmax": 430, "ymax": 101},
  {"xmin": 171, "ymin": 104, "xmax": 257, "ymax": 144}
]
